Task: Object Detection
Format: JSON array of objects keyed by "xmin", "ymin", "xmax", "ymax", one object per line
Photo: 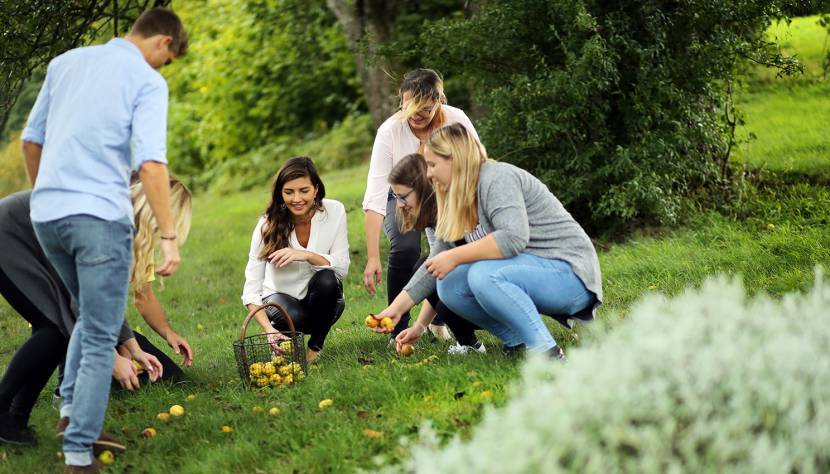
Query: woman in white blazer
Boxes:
[{"xmin": 242, "ymin": 157, "xmax": 350, "ymax": 364}]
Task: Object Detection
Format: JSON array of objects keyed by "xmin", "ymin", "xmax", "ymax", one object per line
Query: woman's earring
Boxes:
[{"xmin": 280, "ymin": 203, "xmax": 286, "ymax": 210}]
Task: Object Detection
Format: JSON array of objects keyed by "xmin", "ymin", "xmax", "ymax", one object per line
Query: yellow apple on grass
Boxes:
[
  {"xmin": 97, "ymin": 450, "xmax": 115, "ymax": 465},
  {"xmin": 169, "ymin": 405, "xmax": 185, "ymax": 417}
]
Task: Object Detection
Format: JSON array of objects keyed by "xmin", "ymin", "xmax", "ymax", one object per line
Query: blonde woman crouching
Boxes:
[{"xmin": 371, "ymin": 124, "xmax": 603, "ymax": 360}]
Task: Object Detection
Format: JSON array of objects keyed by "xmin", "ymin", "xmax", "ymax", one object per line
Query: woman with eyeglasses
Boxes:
[
  {"xmin": 361, "ymin": 68, "xmax": 479, "ymax": 340},
  {"xmin": 376, "ymin": 153, "xmax": 486, "ymax": 355},
  {"xmin": 371, "ymin": 124, "xmax": 603, "ymax": 360}
]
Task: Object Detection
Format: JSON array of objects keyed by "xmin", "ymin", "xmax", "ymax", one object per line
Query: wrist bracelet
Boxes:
[{"xmin": 160, "ymin": 235, "xmax": 177, "ymax": 241}]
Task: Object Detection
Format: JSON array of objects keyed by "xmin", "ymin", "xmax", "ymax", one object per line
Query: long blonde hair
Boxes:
[
  {"xmin": 130, "ymin": 177, "xmax": 192, "ymax": 289},
  {"xmin": 426, "ymin": 123, "xmax": 488, "ymax": 241}
]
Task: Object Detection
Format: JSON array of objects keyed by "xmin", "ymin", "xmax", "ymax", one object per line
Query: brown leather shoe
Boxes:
[
  {"xmin": 64, "ymin": 459, "xmax": 104, "ymax": 473},
  {"xmin": 56, "ymin": 417, "xmax": 126, "ymax": 454}
]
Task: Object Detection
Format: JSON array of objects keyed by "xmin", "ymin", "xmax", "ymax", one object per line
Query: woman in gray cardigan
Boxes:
[{"xmin": 371, "ymin": 123, "xmax": 602, "ymax": 359}]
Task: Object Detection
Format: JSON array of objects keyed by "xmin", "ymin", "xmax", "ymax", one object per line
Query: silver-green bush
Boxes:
[{"xmin": 386, "ymin": 272, "xmax": 830, "ymax": 474}]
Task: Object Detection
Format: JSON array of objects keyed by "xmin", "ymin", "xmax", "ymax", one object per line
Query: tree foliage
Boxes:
[
  {"xmin": 420, "ymin": 0, "xmax": 806, "ymax": 233},
  {"xmin": 0, "ymin": 0, "xmax": 169, "ymax": 137},
  {"xmin": 165, "ymin": 0, "xmax": 365, "ymax": 185}
]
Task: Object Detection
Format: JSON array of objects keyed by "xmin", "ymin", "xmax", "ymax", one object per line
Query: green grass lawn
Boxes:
[
  {"xmin": 2, "ymin": 162, "xmax": 829, "ymax": 473},
  {"xmin": 735, "ymin": 15, "xmax": 830, "ymax": 176}
]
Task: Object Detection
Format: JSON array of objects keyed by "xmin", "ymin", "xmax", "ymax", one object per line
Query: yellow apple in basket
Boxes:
[
  {"xmin": 249, "ymin": 362, "xmax": 264, "ymax": 377},
  {"xmin": 262, "ymin": 362, "xmax": 276, "ymax": 376}
]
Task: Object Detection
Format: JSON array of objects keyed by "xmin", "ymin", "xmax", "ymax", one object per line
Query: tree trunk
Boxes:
[{"xmin": 326, "ymin": 0, "xmax": 400, "ymax": 128}]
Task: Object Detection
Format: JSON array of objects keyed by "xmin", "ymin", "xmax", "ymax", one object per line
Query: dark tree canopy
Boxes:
[{"xmin": 0, "ymin": 0, "xmax": 170, "ymax": 136}]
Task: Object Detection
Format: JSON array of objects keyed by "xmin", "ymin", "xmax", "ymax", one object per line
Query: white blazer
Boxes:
[{"xmin": 242, "ymin": 198, "xmax": 350, "ymax": 304}]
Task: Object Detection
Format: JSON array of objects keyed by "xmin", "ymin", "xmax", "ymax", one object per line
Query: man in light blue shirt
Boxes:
[{"xmin": 20, "ymin": 8, "xmax": 188, "ymax": 472}]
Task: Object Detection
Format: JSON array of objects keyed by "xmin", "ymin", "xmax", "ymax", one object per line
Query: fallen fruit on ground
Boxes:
[
  {"xmin": 269, "ymin": 407, "xmax": 280, "ymax": 416},
  {"xmin": 97, "ymin": 450, "xmax": 115, "ymax": 465},
  {"xmin": 319, "ymin": 399, "xmax": 333, "ymax": 409},
  {"xmin": 156, "ymin": 412, "xmax": 170, "ymax": 422},
  {"xmin": 141, "ymin": 427, "xmax": 157, "ymax": 438},
  {"xmin": 222, "ymin": 425, "xmax": 233, "ymax": 433},
  {"xmin": 400, "ymin": 343, "xmax": 414, "ymax": 357},
  {"xmin": 169, "ymin": 405, "xmax": 185, "ymax": 417}
]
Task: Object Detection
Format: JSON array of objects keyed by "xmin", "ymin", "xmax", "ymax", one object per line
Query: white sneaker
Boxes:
[
  {"xmin": 428, "ymin": 323, "xmax": 453, "ymax": 341},
  {"xmin": 448, "ymin": 341, "xmax": 486, "ymax": 355}
]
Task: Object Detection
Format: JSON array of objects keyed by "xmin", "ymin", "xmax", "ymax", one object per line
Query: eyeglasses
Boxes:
[{"xmin": 392, "ymin": 188, "xmax": 415, "ymax": 204}]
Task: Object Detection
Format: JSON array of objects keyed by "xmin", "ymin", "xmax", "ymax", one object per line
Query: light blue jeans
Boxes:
[
  {"xmin": 437, "ymin": 254, "xmax": 593, "ymax": 353},
  {"xmin": 33, "ymin": 215, "xmax": 132, "ymax": 467}
]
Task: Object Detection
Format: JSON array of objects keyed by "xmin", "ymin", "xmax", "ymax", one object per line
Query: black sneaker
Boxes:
[
  {"xmin": 501, "ymin": 343, "xmax": 526, "ymax": 357},
  {"xmin": 0, "ymin": 413, "xmax": 36, "ymax": 446},
  {"xmin": 546, "ymin": 345, "xmax": 567, "ymax": 362}
]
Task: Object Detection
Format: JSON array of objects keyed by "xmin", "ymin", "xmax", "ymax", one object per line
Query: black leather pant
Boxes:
[{"xmin": 263, "ymin": 269, "xmax": 345, "ymax": 352}]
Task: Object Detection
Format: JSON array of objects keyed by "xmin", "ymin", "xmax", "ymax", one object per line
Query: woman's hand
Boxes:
[
  {"xmin": 395, "ymin": 323, "xmax": 426, "ymax": 352},
  {"xmin": 268, "ymin": 248, "xmax": 310, "ymax": 268},
  {"xmin": 132, "ymin": 351, "xmax": 164, "ymax": 383},
  {"xmin": 363, "ymin": 257, "xmax": 383, "ymax": 295},
  {"xmin": 263, "ymin": 325, "xmax": 291, "ymax": 354},
  {"xmin": 164, "ymin": 330, "xmax": 194, "ymax": 367},
  {"xmin": 425, "ymin": 250, "xmax": 459, "ymax": 280},
  {"xmin": 369, "ymin": 308, "xmax": 401, "ymax": 334},
  {"xmin": 113, "ymin": 354, "xmax": 140, "ymax": 390}
]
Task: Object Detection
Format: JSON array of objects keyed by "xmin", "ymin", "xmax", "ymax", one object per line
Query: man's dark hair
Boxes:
[{"xmin": 131, "ymin": 8, "xmax": 188, "ymax": 57}]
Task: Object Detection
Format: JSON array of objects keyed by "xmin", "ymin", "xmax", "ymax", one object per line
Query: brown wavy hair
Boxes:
[
  {"xmin": 389, "ymin": 153, "xmax": 436, "ymax": 233},
  {"xmin": 259, "ymin": 157, "xmax": 326, "ymax": 259}
]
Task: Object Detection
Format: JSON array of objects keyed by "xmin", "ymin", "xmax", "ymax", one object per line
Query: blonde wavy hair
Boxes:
[
  {"xmin": 395, "ymin": 69, "xmax": 447, "ymax": 132},
  {"xmin": 426, "ymin": 123, "xmax": 488, "ymax": 241},
  {"xmin": 130, "ymin": 177, "xmax": 192, "ymax": 289}
]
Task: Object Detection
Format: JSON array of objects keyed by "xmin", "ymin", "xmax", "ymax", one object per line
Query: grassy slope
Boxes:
[
  {"xmin": 2, "ymin": 15, "xmax": 830, "ymax": 474},
  {"xmin": 733, "ymin": 15, "xmax": 830, "ymax": 176}
]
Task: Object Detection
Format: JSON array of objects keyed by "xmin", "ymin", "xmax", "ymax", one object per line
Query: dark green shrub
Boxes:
[{"xmin": 421, "ymin": 0, "xmax": 802, "ymax": 233}]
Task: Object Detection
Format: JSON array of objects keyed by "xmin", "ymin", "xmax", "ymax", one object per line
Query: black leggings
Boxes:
[
  {"xmin": 383, "ymin": 194, "xmax": 421, "ymax": 335},
  {"xmin": 263, "ymin": 269, "xmax": 345, "ymax": 352},
  {"xmin": 0, "ymin": 267, "xmax": 67, "ymax": 424}
]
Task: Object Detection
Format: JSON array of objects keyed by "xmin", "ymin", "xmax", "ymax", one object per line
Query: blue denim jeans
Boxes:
[
  {"xmin": 33, "ymin": 215, "xmax": 132, "ymax": 466},
  {"xmin": 437, "ymin": 254, "xmax": 594, "ymax": 353}
]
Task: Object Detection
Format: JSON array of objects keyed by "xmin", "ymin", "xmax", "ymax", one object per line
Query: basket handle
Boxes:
[{"xmin": 240, "ymin": 302, "xmax": 298, "ymax": 344}]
